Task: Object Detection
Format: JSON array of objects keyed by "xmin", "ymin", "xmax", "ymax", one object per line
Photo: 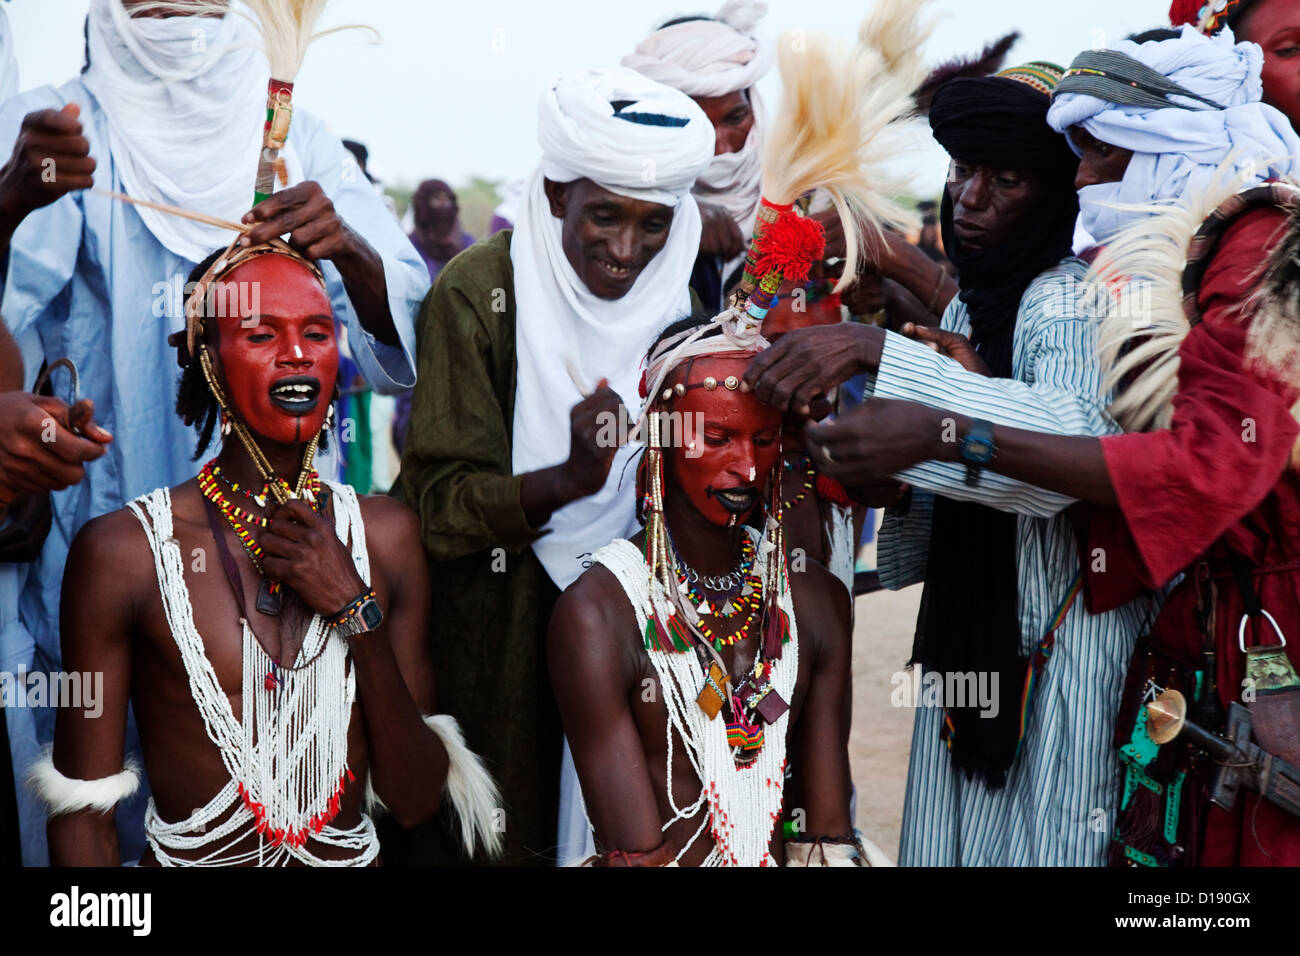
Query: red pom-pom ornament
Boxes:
[{"xmin": 751, "ymin": 212, "xmax": 826, "ymax": 285}]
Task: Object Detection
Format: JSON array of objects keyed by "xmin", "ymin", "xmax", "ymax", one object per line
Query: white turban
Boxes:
[
  {"xmin": 622, "ymin": 0, "xmax": 770, "ymax": 99},
  {"xmin": 81, "ymin": 0, "xmax": 305, "ymax": 262},
  {"xmin": 511, "ymin": 67, "xmax": 713, "ymax": 591},
  {"xmin": 538, "ymin": 67, "xmax": 714, "ymax": 207},
  {"xmin": 1047, "ymin": 25, "xmax": 1300, "ymax": 242},
  {"xmin": 622, "ymin": 1, "xmax": 770, "ymax": 240}
]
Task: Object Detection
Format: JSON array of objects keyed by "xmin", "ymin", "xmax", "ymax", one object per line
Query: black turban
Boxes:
[{"xmin": 929, "ymin": 75, "xmax": 1080, "ymax": 187}]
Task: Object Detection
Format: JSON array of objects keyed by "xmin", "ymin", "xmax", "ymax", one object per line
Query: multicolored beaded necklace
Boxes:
[
  {"xmin": 672, "ymin": 535, "xmax": 766, "ymax": 651},
  {"xmin": 198, "ymin": 459, "xmax": 321, "ymax": 575},
  {"xmin": 213, "ymin": 465, "xmax": 274, "ymax": 508},
  {"xmin": 781, "ymin": 453, "xmax": 816, "ymax": 512}
]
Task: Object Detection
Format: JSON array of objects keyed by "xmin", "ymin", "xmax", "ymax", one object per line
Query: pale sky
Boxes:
[{"xmin": 8, "ymin": 0, "xmax": 1172, "ymax": 195}]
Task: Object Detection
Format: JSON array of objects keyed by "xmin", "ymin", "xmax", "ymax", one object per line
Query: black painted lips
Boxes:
[{"xmin": 267, "ymin": 375, "xmax": 321, "ymax": 416}]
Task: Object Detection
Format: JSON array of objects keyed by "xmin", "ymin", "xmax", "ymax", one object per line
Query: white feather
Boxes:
[
  {"xmin": 149, "ymin": 0, "xmax": 378, "ymax": 81},
  {"xmin": 365, "ymin": 714, "xmax": 504, "ymax": 860},
  {"xmin": 762, "ymin": 0, "xmax": 935, "ymax": 292},
  {"xmin": 1087, "ymin": 161, "xmax": 1258, "ymax": 432}
]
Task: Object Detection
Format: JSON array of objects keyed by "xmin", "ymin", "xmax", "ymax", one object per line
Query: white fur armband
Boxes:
[
  {"xmin": 26, "ymin": 748, "xmax": 141, "ymax": 818},
  {"xmin": 365, "ymin": 714, "xmax": 504, "ymax": 859}
]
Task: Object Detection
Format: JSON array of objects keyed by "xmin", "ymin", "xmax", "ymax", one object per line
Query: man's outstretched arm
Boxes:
[
  {"xmin": 46, "ymin": 512, "xmax": 138, "ymax": 866},
  {"xmin": 805, "ymin": 398, "xmax": 1117, "ymax": 506},
  {"xmin": 548, "ymin": 573, "xmax": 664, "ymax": 862}
]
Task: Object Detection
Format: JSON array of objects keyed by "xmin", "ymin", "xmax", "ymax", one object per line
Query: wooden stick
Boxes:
[{"xmin": 92, "ymin": 189, "xmax": 249, "ymax": 234}]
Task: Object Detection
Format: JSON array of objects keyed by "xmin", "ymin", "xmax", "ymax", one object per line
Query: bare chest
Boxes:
[{"xmin": 626, "ymin": 622, "xmax": 810, "ymax": 864}]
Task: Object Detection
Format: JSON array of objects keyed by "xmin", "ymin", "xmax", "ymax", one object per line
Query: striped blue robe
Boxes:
[{"xmin": 874, "ymin": 258, "xmax": 1155, "ymax": 866}]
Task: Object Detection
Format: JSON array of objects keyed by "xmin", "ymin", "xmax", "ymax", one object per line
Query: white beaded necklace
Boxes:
[
  {"xmin": 128, "ymin": 481, "xmax": 378, "ymax": 866},
  {"xmin": 593, "ymin": 526, "xmax": 798, "ymax": 866}
]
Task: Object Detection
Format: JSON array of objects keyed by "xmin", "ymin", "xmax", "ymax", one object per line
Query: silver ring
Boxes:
[{"xmin": 820, "ymin": 444, "xmax": 834, "ymax": 464}]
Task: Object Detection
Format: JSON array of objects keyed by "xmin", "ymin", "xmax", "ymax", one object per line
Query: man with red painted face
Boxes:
[
  {"xmin": 624, "ymin": 5, "xmax": 860, "ymax": 600},
  {"xmin": 394, "ymin": 68, "xmax": 713, "ymax": 866},
  {"xmin": 34, "ymin": 243, "xmax": 499, "ymax": 867},
  {"xmin": 547, "ymin": 317, "xmax": 877, "ymax": 867},
  {"xmin": 0, "ymin": 0, "xmax": 427, "ymax": 866},
  {"xmin": 1171, "ymin": 0, "xmax": 1300, "ymax": 130}
]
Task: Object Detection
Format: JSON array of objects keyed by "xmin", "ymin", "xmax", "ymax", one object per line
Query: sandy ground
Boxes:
[{"xmin": 848, "ymin": 547, "xmax": 923, "ymax": 861}]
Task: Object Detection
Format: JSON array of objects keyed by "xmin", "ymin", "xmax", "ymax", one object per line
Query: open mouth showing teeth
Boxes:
[
  {"xmin": 712, "ymin": 487, "xmax": 760, "ymax": 514},
  {"xmin": 268, "ymin": 377, "xmax": 321, "ymax": 416},
  {"xmin": 598, "ymin": 259, "xmax": 635, "ymax": 277}
]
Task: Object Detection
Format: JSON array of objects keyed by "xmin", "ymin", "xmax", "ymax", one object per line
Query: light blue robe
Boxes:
[
  {"xmin": 0, "ymin": 79, "xmax": 427, "ymax": 865},
  {"xmin": 874, "ymin": 260, "xmax": 1156, "ymax": 866}
]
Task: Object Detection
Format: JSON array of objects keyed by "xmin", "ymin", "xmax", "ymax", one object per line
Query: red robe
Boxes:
[{"xmin": 1081, "ymin": 207, "xmax": 1300, "ymax": 866}]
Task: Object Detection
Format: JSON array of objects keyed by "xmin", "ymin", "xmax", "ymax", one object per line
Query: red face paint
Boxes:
[
  {"xmin": 211, "ymin": 253, "xmax": 337, "ymax": 446},
  {"xmin": 1240, "ymin": 0, "xmax": 1300, "ymax": 131},
  {"xmin": 664, "ymin": 355, "xmax": 782, "ymax": 527}
]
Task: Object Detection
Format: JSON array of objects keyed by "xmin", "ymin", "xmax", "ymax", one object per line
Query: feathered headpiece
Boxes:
[
  {"xmin": 633, "ymin": 0, "xmax": 935, "ymax": 433},
  {"xmin": 633, "ymin": 0, "xmax": 936, "ymax": 658},
  {"xmin": 164, "ymin": 0, "xmax": 377, "ymax": 203},
  {"xmin": 739, "ymin": 0, "xmax": 934, "ymax": 313},
  {"xmin": 1086, "ymin": 159, "xmax": 1300, "ymax": 439}
]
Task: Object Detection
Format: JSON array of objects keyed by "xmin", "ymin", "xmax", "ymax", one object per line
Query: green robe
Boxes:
[{"xmin": 391, "ymin": 231, "xmax": 562, "ymax": 865}]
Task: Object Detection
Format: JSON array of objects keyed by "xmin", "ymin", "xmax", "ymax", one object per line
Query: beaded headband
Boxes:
[
  {"xmin": 168, "ymin": 235, "xmax": 327, "ymax": 367},
  {"xmin": 653, "ymin": 353, "xmax": 757, "ymax": 404}
]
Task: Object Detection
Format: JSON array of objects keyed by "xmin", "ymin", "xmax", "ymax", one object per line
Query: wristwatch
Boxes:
[
  {"xmin": 959, "ymin": 419, "xmax": 996, "ymax": 486},
  {"xmin": 330, "ymin": 588, "xmax": 384, "ymax": 639}
]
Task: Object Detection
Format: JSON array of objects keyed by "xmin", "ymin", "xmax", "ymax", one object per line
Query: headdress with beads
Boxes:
[
  {"xmin": 1169, "ymin": 0, "xmax": 1259, "ymax": 36},
  {"xmin": 633, "ymin": 0, "xmax": 936, "ymax": 660},
  {"xmin": 168, "ymin": 233, "xmax": 330, "ymax": 507}
]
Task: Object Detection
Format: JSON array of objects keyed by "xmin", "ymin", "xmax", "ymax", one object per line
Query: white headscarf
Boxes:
[
  {"xmin": 82, "ymin": 0, "xmax": 303, "ymax": 261},
  {"xmin": 510, "ymin": 67, "xmax": 713, "ymax": 589},
  {"xmin": 622, "ymin": 0, "xmax": 770, "ymax": 239},
  {"xmin": 0, "ymin": 4, "xmax": 19, "ymax": 103},
  {"xmin": 1048, "ymin": 25, "xmax": 1300, "ymax": 242}
]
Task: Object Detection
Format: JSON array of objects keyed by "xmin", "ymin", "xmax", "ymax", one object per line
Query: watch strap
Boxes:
[
  {"xmin": 329, "ymin": 588, "xmax": 381, "ymax": 636},
  {"xmin": 959, "ymin": 419, "xmax": 996, "ymax": 486}
]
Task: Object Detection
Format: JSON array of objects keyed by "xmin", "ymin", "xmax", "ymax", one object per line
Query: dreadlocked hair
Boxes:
[{"xmin": 176, "ymin": 249, "xmax": 225, "ymax": 460}]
